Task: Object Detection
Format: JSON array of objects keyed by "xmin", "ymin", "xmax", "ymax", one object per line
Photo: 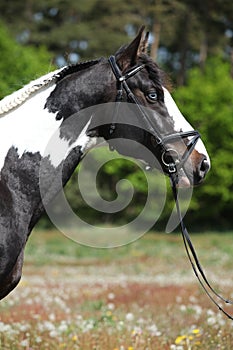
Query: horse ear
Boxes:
[
  {"xmin": 140, "ymin": 31, "xmax": 149, "ymax": 54},
  {"xmin": 116, "ymin": 26, "xmax": 148, "ymax": 70}
]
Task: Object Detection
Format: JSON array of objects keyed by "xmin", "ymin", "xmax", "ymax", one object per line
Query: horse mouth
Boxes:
[
  {"xmin": 171, "ymin": 167, "xmax": 191, "ymax": 188},
  {"xmin": 176, "ymin": 162, "xmax": 207, "ymax": 188},
  {"xmin": 176, "ymin": 174, "xmax": 191, "ymax": 188}
]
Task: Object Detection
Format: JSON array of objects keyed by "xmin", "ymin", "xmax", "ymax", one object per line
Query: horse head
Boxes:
[{"xmin": 91, "ymin": 27, "xmax": 210, "ymax": 187}]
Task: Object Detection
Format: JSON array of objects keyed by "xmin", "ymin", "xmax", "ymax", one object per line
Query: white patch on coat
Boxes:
[
  {"xmin": 163, "ymin": 87, "xmax": 211, "ymax": 166},
  {"xmin": 0, "ymin": 83, "xmax": 96, "ymax": 171},
  {"xmin": 44, "ymin": 119, "xmax": 97, "ymax": 168}
]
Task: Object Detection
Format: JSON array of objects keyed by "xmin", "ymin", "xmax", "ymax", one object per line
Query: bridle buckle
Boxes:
[
  {"xmin": 168, "ymin": 163, "xmax": 177, "ymax": 173},
  {"xmin": 161, "ymin": 149, "xmax": 179, "ymax": 174}
]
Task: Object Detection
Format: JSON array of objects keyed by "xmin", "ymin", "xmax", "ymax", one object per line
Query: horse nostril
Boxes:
[{"xmin": 200, "ymin": 158, "xmax": 210, "ymax": 174}]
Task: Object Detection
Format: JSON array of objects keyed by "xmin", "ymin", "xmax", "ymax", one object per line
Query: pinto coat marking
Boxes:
[{"xmin": 0, "ymin": 27, "xmax": 210, "ymax": 299}]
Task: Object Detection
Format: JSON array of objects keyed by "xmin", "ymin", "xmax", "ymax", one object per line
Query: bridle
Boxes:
[
  {"xmin": 108, "ymin": 55, "xmax": 233, "ymax": 320},
  {"xmin": 108, "ymin": 55, "xmax": 200, "ymax": 176}
]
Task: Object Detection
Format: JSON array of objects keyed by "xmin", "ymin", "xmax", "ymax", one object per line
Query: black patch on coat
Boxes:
[{"xmin": 0, "ymin": 145, "xmax": 82, "ymax": 298}]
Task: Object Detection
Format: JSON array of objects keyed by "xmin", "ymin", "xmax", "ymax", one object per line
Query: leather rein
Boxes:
[{"xmin": 108, "ymin": 55, "xmax": 233, "ymax": 320}]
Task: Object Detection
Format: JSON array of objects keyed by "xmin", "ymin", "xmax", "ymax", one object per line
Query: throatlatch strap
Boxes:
[{"xmin": 170, "ymin": 174, "xmax": 233, "ymax": 321}]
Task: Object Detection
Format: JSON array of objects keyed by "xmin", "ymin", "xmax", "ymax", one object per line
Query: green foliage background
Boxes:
[
  {"xmin": 0, "ymin": 0, "xmax": 232, "ymax": 230},
  {"xmin": 0, "ymin": 23, "xmax": 54, "ymax": 99},
  {"xmin": 174, "ymin": 58, "xmax": 233, "ymax": 228}
]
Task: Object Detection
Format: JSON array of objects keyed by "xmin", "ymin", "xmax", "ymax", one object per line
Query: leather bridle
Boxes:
[
  {"xmin": 108, "ymin": 55, "xmax": 200, "ymax": 176},
  {"xmin": 108, "ymin": 55, "xmax": 233, "ymax": 320}
]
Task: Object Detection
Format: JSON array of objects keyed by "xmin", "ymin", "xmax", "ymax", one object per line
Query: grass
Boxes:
[{"xmin": 0, "ymin": 229, "xmax": 233, "ymax": 349}]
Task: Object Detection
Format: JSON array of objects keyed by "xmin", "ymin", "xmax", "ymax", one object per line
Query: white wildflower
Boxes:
[
  {"xmin": 125, "ymin": 312, "xmax": 134, "ymax": 321},
  {"xmin": 107, "ymin": 302, "xmax": 115, "ymax": 310},
  {"xmin": 58, "ymin": 322, "xmax": 68, "ymax": 333},
  {"xmin": 49, "ymin": 330, "xmax": 59, "ymax": 338},
  {"xmin": 207, "ymin": 316, "xmax": 216, "ymax": 325},
  {"xmin": 35, "ymin": 336, "xmax": 42, "ymax": 343},
  {"xmin": 18, "ymin": 323, "xmax": 30, "ymax": 332},
  {"xmin": 147, "ymin": 323, "xmax": 161, "ymax": 337},
  {"xmin": 20, "ymin": 339, "xmax": 29, "ymax": 347},
  {"xmin": 49, "ymin": 313, "xmax": 56, "ymax": 321},
  {"xmin": 180, "ymin": 304, "xmax": 186, "ymax": 312},
  {"xmin": 108, "ymin": 292, "xmax": 115, "ymax": 300}
]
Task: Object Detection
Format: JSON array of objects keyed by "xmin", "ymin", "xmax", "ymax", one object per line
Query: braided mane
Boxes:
[
  {"xmin": 56, "ymin": 59, "xmax": 100, "ymax": 82},
  {"xmin": 0, "ymin": 59, "xmax": 100, "ymax": 115}
]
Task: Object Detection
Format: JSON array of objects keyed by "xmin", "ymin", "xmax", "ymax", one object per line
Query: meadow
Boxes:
[{"xmin": 0, "ymin": 230, "xmax": 233, "ymax": 349}]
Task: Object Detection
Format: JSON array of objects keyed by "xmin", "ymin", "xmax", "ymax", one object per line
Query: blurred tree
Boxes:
[
  {"xmin": 1, "ymin": 0, "xmax": 232, "ymax": 83},
  {"xmin": 151, "ymin": 0, "xmax": 233, "ymax": 85},
  {"xmin": 174, "ymin": 57, "xmax": 233, "ymax": 228},
  {"xmin": 187, "ymin": 0, "xmax": 233, "ymax": 66},
  {"xmin": 0, "ymin": 22, "xmax": 54, "ymax": 99},
  {"xmin": 0, "ymin": 0, "xmax": 140, "ymax": 65},
  {"xmin": 64, "ymin": 147, "xmax": 167, "ymax": 228}
]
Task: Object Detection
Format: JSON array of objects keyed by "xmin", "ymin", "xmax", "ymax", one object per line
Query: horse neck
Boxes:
[
  {"xmin": 0, "ymin": 61, "xmax": 111, "ymax": 231},
  {"xmin": 0, "ymin": 61, "xmax": 114, "ymax": 297}
]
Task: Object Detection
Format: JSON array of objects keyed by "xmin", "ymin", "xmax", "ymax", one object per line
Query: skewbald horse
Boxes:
[{"xmin": 0, "ymin": 27, "xmax": 210, "ymax": 299}]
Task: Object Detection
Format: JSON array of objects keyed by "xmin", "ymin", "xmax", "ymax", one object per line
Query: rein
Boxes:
[
  {"xmin": 108, "ymin": 55, "xmax": 233, "ymax": 320},
  {"xmin": 171, "ymin": 174, "xmax": 233, "ymax": 320}
]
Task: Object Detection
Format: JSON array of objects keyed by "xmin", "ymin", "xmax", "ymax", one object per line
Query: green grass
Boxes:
[
  {"xmin": 25, "ymin": 229, "xmax": 233, "ymax": 268},
  {"xmin": 25, "ymin": 229, "xmax": 178, "ymax": 264}
]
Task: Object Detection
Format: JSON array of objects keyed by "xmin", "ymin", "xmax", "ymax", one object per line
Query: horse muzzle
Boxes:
[{"xmin": 179, "ymin": 152, "xmax": 210, "ymax": 188}]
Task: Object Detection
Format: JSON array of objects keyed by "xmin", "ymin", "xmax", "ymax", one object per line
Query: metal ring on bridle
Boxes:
[{"xmin": 161, "ymin": 149, "xmax": 180, "ymax": 167}]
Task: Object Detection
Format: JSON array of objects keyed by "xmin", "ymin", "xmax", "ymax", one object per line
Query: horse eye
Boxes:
[{"xmin": 146, "ymin": 92, "xmax": 158, "ymax": 102}]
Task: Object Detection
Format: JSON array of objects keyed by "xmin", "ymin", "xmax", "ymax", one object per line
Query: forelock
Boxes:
[{"xmin": 138, "ymin": 54, "xmax": 172, "ymax": 91}]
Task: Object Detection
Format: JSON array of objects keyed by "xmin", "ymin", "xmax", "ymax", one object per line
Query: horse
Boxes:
[{"xmin": 0, "ymin": 27, "xmax": 210, "ymax": 300}]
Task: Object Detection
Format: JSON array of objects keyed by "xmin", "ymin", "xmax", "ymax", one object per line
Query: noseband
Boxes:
[
  {"xmin": 108, "ymin": 55, "xmax": 233, "ymax": 320},
  {"xmin": 108, "ymin": 55, "xmax": 200, "ymax": 176}
]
